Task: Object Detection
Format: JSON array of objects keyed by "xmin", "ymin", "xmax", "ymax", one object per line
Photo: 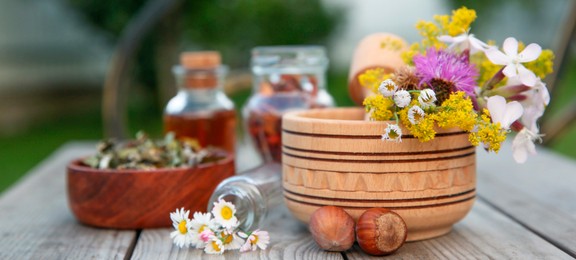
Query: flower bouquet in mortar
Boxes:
[{"xmin": 360, "ymin": 7, "xmax": 553, "ymax": 163}]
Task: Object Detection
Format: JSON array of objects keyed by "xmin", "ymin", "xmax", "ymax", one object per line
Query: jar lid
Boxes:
[{"xmin": 251, "ymin": 46, "xmax": 328, "ymax": 75}]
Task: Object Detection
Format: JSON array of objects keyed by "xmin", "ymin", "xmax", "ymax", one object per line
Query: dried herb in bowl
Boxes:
[{"xmin": 82, "ymin": 131, "xmax": 226, "ymax": 170}]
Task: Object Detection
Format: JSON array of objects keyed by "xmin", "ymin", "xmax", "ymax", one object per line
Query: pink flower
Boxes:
[
  {"xmin": 414, "ymin": 48, "xmax": 478, "ymax": 97},
  {"xmin": 199, "ymin": 229, "xmax": 214, "ymax": 243}
]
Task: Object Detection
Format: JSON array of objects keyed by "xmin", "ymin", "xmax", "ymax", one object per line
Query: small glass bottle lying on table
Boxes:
[{"xmin": 207, "ymin": 163, "xmax": 282, "ymax": 231}]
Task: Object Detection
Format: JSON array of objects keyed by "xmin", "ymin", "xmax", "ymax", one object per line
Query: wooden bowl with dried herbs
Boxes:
[{"xmin": 67, "ymin": 132, "xmax": 235, "ymax": 229}]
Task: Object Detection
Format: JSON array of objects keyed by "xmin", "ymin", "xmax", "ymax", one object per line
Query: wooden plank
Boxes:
[
  {"xmin": 132, "ymin": 205, "xmax": 343, "ymax": 259},
  {"xmin": 477, "ymin": 143, "xmax": 576, "ymax": 257},
  {"xmin": 345, "ymin": 200, "xmax": 572, "ymax": 259},
  {"xmin": 0, "ymin": 142, "xmax": 136, "ymax": 259}
]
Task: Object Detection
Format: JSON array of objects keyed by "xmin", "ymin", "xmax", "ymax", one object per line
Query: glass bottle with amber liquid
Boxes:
[{"xmin": 164, "ymin": 51, "xmax": 236, "ymax": 154}]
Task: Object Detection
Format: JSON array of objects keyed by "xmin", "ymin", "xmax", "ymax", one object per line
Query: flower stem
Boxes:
[{"xmin": 483, "ymin": 67, "xmax": 505, "ymax": 91}]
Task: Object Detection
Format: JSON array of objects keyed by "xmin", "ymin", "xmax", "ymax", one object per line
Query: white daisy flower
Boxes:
[
  {"xmin": 211, "ymin": 199, "xmax": 239, "ymax": 230},
  {"xmin": 189, "ymin": 212, "xmax": 212, "ymax": 248},
  {"xmin": 378, "ymin": 79, "xmax": 398, "ymax": 97},
  {"xmin": 418, "ymin": 89, "xmax": 437, "ymax": 108},
  {"xmin": 408, "ymin": 105, "xmax": 426, "ymax": 125},
  {"xmin": 169, "ymin": 208, "xmax": 193, "ymax": 248},
  {"xmin": 382, "ymin": 124, "xmax": 402, "ymax": 143},
  {"xmin": 220, "ymin": 230, "xmax": 244, "ymax": 250},
  {"xmin": 204, "ymin": 235, "xmax": 225, "ymax": 255},
  {"xmin": 393, "ymin": 90, "xmax": 411, "ymax": 108},
  {"xmin": 239, "ymin": 229, "xmax": 271, "ymax": 252}
]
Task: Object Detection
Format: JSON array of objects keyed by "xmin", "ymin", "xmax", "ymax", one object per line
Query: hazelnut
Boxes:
[
  {"xmin": 309, "ymin": 206, "xmax": 355, "ymax": 251},
  {"xmin": 355, "ymin": 208, "xmax": 407, "ymax": 255}
]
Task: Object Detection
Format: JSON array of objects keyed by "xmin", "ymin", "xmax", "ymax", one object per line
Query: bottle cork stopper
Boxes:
[{"xmin": 180, "ymin": 51, "xmax": 221, "ymax": 69}]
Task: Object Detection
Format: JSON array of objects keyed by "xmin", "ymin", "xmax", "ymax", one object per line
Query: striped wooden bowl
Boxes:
[{"xmin": 281, "ymin": 107, "xmax": 476, "ymax": 241}]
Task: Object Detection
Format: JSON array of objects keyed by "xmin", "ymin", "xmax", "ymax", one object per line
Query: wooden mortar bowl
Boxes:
[
  {"xmin": 282, "ymin": 108, "xmax": 476, "ymax": 241},
  {"xmin": 67, "ymin": 155, "xmax": 235, "ymax": 229}
]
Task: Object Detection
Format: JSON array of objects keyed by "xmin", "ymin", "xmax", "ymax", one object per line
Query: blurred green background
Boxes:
[{"xmin": 0, "ymin": 0, "xmax": 575, "ymax": 193}]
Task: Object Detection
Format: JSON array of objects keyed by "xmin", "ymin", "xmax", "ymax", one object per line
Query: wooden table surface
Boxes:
[{"xmin": 1, "ymin": 141, "xmax": 575, "ymax": 259}]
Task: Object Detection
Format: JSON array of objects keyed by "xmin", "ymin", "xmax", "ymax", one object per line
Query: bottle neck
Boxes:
[
  {"xmin": 208, "ymin": 163, "xmax": 283, "ymax": 231},
  {"xmin": 173, "ymin": 65, "xmax": 228, "ymax": 90},
  {"xmin": 210, "ymin": 180, "xmax": 268, "ymax": 231}
]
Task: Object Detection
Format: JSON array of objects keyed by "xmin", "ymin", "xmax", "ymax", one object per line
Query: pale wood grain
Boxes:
[
  {"xmin": 282, "ymin": 108, "xmax": 476, "ymax": 241},
  {"xmin": 0, "ymin": 142, "xmax": 136, "ymax": 259},
  {"xmin": 346, "ymin": 200, "xmax": 572, "ymax": 259},
  {"xmin": 477, "ymin": 142, "xmax": 576, "ymax": 257},
  {"xmin": 2, "ymin": 140, "xmax": 575, "ymax": 259},
  {"xmin": 133, "ymin": 205, "xmax": 344, "ymax": 259}
]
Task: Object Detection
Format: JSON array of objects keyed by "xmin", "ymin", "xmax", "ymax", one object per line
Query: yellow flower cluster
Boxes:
[
  {"xmin": 468, "ymin": 109, "xmax": 507, "ymax": 152},
  {"xmin": 526, "ymin": 49, "xmax": 555, "ymax": 79},
  {"xmin": 399, "ymin": 100, "xmax": 438, "ymax": 142},
  {"xmin": 435, "ymin": 92, "xmax": 476, "ymax": 131},
  {"xmin": 380, "ymin": 36, "xmax": 406, "ymax": 51},
  {"xmin": 363, "ymin": 95, "xmax": 394, "ymax": 121},
  {"xmin": 477, "ymin": 54, "xmax": 501, "ymax": 87},
  {"xmin": 358, "ymin": 68, "xmax": 391, "ymax": 94},
  {"xmin": 446, "ymin": 7, "xmax": 477, "ymax": 36},
  {"xmin": 402, "ymin": 7, "xmax": 477, "ymax": 63},
  {"xmin": 398, "ymin": 92, "xmax": 477, "ymax": 143}
]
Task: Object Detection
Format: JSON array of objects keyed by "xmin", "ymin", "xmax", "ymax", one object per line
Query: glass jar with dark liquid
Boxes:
[{"xmin": 164, "ymin": 51, "xmax": 236, "ymax": 154}]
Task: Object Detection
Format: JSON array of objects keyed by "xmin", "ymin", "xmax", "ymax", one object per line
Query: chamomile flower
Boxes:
[
  {"xmin": 240, "ymin": 230, "xmax": 271, "ymax": 252},
  {"xmin": 394, "ymin": 90, "xmax": 411, "ymax": 108},
  {"xmin": 378, "ymin": 79, "xmax": 398, "ymax": 97},
  {"xmin": 418, "ymin": 89, "xmax": 437, "ymax": 108},
  {"xmin": 211, "ymin": 199, "xmax": 239, "ymax": 230},
  {"xmin": 408, "ymin": 105, "xmax": 426, "ymax": 125},
  {"xmin": 189, "ymin": 212, "xmax": 212, "ymax": 248},
  {"xmin": 169, "ymin": 208, "xmax": 193, "ymax": 248},
  {"xmin": 382, "ymin": 124, "xmax": 403, "ymax": 143},
  {"xmin": 204, "ymin": 235, "xmax": 225, "ymax": 255},
  {"xmin": 219, "ymin": 230, "xmax": 244, "ymax": 250}
]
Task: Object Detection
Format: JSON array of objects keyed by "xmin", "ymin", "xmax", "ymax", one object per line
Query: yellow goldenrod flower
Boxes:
[
  {"xmin": 380, "ymin": 36, "xmax": 406, "ymax": 51},
  {"xmin": 359, "ymin": 68, "xmax": 391, "ymax": 94},
  {"xmin": 447, "ymin": 7, "xmax": 477, "ymax": 36},
  {"xmin": 435, "ymin": 92, "xmax": 477, "ymax": 131},
  {"xmin": 525, "ymin": 49, "xmax": 555, "ymax": 79},
  {"xmin": 363, "ymin": 95, "xmax": 395, "ymax": 121},
  {"xmin": 469, "ymin": 109, "xmax": 507, "ymax": 153},
  {"xmin": 399, "ymin": 102, "xmax": 437, "ymax": 142}
]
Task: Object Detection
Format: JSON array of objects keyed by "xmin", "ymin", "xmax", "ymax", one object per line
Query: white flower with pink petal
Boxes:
[{"xmin": 486, "ymin": 95, "xmax": 524, "ymax": 130}]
